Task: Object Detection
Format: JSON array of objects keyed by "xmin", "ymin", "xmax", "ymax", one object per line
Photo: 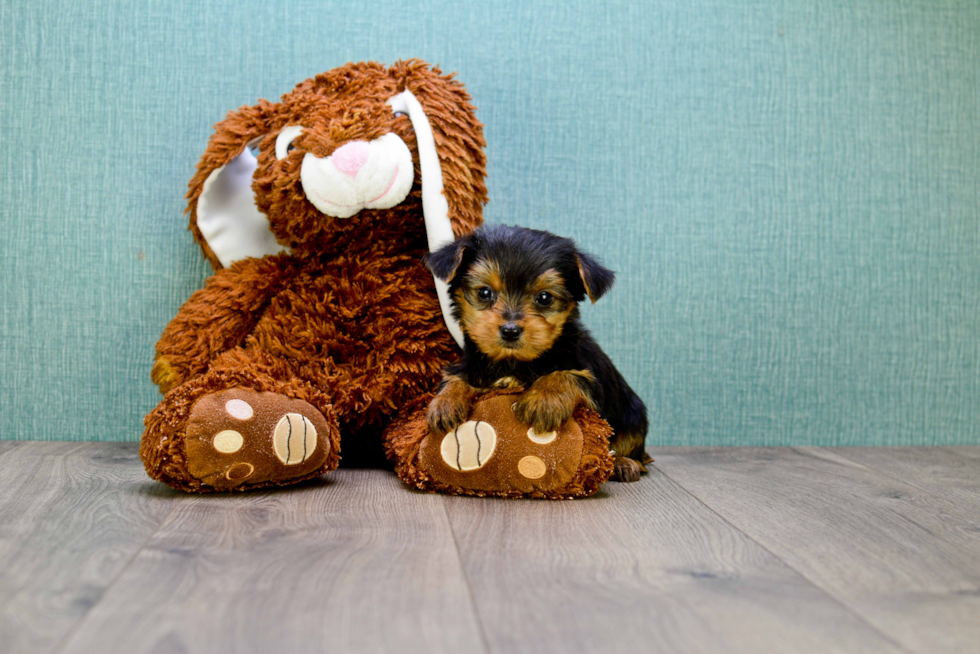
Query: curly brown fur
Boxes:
[
  {"xmin": 142, "ymin": 61, "xmax": 488, "ymax": 490},
  {"xmin": 426, "ymin": 225, "xmax": 649, "ymax": 482}
]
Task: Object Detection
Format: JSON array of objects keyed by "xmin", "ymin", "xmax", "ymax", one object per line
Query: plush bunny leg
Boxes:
[
  {"xmin": 151, "ymin": 255, "xmax": 295, "ymax": 394},
  {"xmin": 141, "ymin": 362, "xmax": 341, "ymax": 493}
]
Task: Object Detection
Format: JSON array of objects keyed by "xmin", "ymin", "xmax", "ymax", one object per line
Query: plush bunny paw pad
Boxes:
[
  {"xmin": 183, "ymin": 389, "xmax": 334, "ymax": 490},
  {"xmin": 386, "ymin": 390, "xmax": 615, "ymax": 499}
]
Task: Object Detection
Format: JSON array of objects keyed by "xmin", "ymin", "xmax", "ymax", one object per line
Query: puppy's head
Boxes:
[{"xmin": 426, "ymin": 225, "xmax": 615, "ymax": 361}]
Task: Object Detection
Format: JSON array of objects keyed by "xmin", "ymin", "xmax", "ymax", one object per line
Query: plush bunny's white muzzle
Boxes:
[{"xmin": 297, "ymin": 133, "xmax": 415, "ymax": 219}]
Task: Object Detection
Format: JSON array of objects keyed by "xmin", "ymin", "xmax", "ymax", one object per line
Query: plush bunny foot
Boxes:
[
  {"xmin": 175, "ymin": 388, "xmax": 336, "ymax": 490},
  {"xmin": 386, "ymin": 390, "xmax": 615, "ymax": 499},
  {"xmin": 142, "ymin": 382, "xmax": 341, "ymax": 493}
]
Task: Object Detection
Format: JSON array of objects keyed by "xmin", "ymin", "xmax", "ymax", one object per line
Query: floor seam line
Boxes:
[
  {"xmin": 651, "ymin": 458, "xmax": 917, "ymax": 654},
  {"xmin": 441, "ymin": 497, "xmax": 494, "ymax": 654}
]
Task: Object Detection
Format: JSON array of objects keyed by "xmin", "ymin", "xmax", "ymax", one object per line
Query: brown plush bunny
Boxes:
[
  {"xmin": 140, "ymin": 61, "xmax": 488, "ymax": 491},
  {"xmin": 142, "ymin": 60, "xmax": 614, "ymax": 498}
]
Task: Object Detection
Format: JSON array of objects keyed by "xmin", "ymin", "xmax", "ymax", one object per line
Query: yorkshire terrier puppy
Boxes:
[{"xmin": 425, "ymin": 224, "xmax": 650, "ymax": 482}]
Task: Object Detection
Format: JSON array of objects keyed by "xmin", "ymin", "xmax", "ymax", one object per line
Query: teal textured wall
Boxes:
[{"xmin": 1, "ymin": 0, "xmax": 978, "ymax": 445}]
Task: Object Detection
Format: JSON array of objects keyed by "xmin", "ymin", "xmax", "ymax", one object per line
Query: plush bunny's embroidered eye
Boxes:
[{"xmin": 275, "ymin": 125, "xmax": 304, "ymax": 160}]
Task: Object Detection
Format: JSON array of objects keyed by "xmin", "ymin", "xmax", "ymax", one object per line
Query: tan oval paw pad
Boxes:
[
  {"xmin": 526, "ymin": 427, "xmax": 557, "ymax": 444},
  {"xmin": 273, "ymin": 414, "xmax": 318, "ymax": 465},
  {"xmin": 225, "ymin": 399, "xmax": 254, "ymax": 420},
  {"xmin": 213, "ymin": 430, "xmax": 244, "ymax": 454},
  {"xmin": 517, "ymin": 455, "xmax": 547, "ymax": 479},
  {"xmin": 441, "ymin": 421, "xmax": 497, "ymax": 471}
]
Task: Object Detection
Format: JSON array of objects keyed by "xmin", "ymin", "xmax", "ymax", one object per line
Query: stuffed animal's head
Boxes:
[{"xmin": 186, "ymin": 60, "xmax": 487, "ymax": 273}]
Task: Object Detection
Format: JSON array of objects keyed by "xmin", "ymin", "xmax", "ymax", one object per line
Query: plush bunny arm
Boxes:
[{"xmin": 151, "ymin": 255, "xmax": 294, "ymax": 393}]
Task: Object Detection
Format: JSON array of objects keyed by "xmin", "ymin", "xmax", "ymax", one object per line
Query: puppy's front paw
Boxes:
[
  {"xmin": 427, "ymin": 394, "xmax": 471, "ymax": 434},
  {"xmin": 612, "ymin": 456, "xmax": 644, "ymax": 482},
  {"xmin": 512, "ymin": 391, "xmax": 574, "ymax": 434}
]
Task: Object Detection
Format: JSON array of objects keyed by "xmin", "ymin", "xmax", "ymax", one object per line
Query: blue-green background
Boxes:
[{"xmin": 1, "ymin": 0, "xmax": 978, "ymax": 445}]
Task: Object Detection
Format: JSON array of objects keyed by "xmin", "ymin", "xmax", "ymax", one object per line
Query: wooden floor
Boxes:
[{"xmin": 1, "ymin": 443, "xmax": 978, "ymax": 654}]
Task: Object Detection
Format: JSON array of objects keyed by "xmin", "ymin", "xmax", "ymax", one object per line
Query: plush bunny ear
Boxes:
[
  {"xmin": 186, "ymin": 100, "xmax": 285, "ymax": 270},
  {"xmin": 386, "ymin": 87, "xmax": 466, "ymax": 347},
  {"xmin": 391, "ymin": 61, "xmax": 488, "ymax": 238},
  {"xmin": 389, "ymin": 61, "xmax": 488, "ymax": 348}
]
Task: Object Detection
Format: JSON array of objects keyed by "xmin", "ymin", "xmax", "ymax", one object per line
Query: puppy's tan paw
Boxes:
[
  {"xmin": 512, "ymin": 392, "xmax": 574, "ymax": 434},
  {"xmin": 612, "ymin": 456, "xmax": 644, "ymax": 482},
  {"xmin": 427, "ymin": 394, "xmax": 471, "ymax": 435}
]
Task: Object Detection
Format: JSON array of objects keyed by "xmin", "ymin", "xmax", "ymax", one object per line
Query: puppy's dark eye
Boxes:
[
  {"xmin": 535, "ymin": 291, "xmax": 554, "ymax": 307},
  {"xmin": 477, "ymin": 287, "xmax": 494, "ymax": 302}
]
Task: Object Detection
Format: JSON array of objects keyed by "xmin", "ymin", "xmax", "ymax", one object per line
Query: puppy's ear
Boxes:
[
  {"xmin": 574, "ymin": 251, "xmax": 616, "ymax": 303},
  {"xmin": 425, "ymin": 235, "xmax": 474, "ymax": 284},
  {"xmin": 186, "ymin": 100, "xmax": 283, "ymax": 270}
]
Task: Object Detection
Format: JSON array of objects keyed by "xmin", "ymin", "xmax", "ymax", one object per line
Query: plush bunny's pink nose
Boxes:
[{"xmin": 332, "ymin": 141, "xmax": 371, "ymax": 178}]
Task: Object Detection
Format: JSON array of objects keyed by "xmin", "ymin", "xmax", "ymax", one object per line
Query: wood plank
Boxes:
[
  {"xmin": 0, "ymin": 442, "xmax": 178, "ymax": 654},
  {"xmin": 942, "ymin": 446, "xmax": 980, "ymax": 460},
  {"xmin": 0, "ymin": 441, "xmax": 21, "ymax": 456},
  {"xmin": 831, "ymin": 447, "xmax": 980, "ymax": 512},
  {"xmin": 653, "ymin": 447, "xmax": 980, "ymax": 654},
  {"xmin": 444, "ymin": 465, "xmax": 907, "ymax": 654},
  {"xmin": 58, "ymin": 469, "xmax": 487, "ymax": 654}
]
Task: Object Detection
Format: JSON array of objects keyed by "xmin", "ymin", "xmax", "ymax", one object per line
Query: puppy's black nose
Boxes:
[{"xmin": 499, "ymin": 323, "xmax": 523, "ymax": 342}]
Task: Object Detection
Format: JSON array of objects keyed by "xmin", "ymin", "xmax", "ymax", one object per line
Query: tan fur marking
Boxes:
[
  {"xmin": 457, "ymin": 264, "xmax": 578, "ymax": 362},
  {"xmin": 457, "ymin": 260, "xmax": 507, "ymax": 358},
  {"xmin": 455, "ymin": 288, "xmax": 480, "ymax": 331},
  {"xmin": 443, "ymin": 244, "xmax": 467, "ymax": 283},
  {"xmin": 464, "ymin": 300, "xmax": 574, "ymax": 362},
  {"xmin": 610, "ymin": 432, "xmax": 648, "ymax": 482},
  {"xmin": 512, "ymin": 370, "xmax": 596, "ymax": 433},
  {"xmin": 610, "ymin": 431, "xmax": 646, "ymax": 458},
  {"xmin": 612, "ymin": 456, "xmax": 643, "ymax": 482},
  {"xmin": 516, "ymin": 313, "xmax": 561, "ymax": 360},
  {"xmin": 464, "ymin": 305, "xmax": 510, "ymax": 359},
  {"xmin": 466, "ymin": 259, "xmax": 503, "ymax": 294},
  {"xmin": 492, "ymin": 376, "xmax": 524, "ymax": 390},
  {"xmin": 575, "ymin": 255, "xmax": 598, "ymax": 304},
  {"xmin": 531, "ymin": 270, "xmax": 566, "ymax": 295},
  {"xmin": 427, "ymin": 374, "xmax": 477, "ymax": 434}
]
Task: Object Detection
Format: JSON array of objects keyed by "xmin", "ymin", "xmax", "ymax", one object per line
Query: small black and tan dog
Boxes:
[{"xmin": 425, "ymin": 224, "xmax": 650, "ymax": 482}]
